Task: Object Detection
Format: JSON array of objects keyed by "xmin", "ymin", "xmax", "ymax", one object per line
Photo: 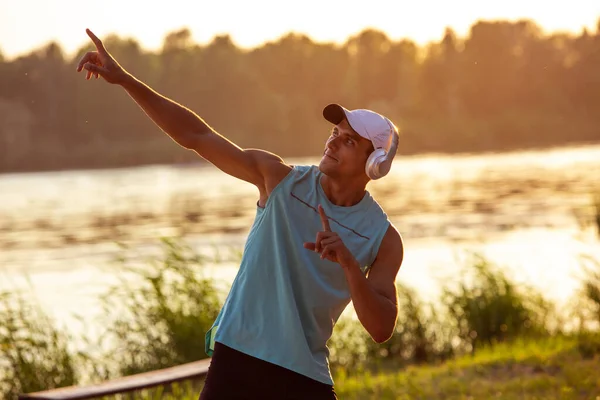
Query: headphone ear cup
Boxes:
[{"xmin": 365, "ymin": 149, "xmax": 387, "ymax": 180}]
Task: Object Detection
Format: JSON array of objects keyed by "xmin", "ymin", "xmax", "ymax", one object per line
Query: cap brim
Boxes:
[
  {"xmin": 323, "ymin": 103, "xmax": 348, "ymax": 125},
  {"xmin": 323, "ymin": 103, "xmax": 372, "ymax": 142}
]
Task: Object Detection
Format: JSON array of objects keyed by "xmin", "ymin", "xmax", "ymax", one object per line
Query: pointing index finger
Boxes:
[
  {"xmin": 86, "ymin": 28, "xmax": 107, "ymax": 54},
  {"xmin": 318, "ymin": 204, "xmax": 331, "ymax": 231}
]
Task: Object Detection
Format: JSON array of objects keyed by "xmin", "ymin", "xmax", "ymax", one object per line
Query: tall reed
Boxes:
[
  {"xmin": 0, "ymin": 290, "xmax": 77, "ymax": 399},
  {"xmin": 441, "ymin": 253, "xmax": 551, "ymax": 354},
  {"xmin": 98, "ymin": 238, "xmax": 224, "ymax": 376}
]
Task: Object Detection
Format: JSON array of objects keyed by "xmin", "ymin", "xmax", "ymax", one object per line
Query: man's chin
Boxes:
[
  {"xmin": 318, "ymin": 159, "xmax": 328, "ymax": 171},
  {"xmin": 318, "ymin": 160, "xmax": 336, "ymax": 176}
]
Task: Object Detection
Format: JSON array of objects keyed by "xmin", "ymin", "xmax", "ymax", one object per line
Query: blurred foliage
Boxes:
[
  {"xmin": 578, "ymin": 254, "xmax": 600, "ymax": 329},
  {"xmin": 327, "ymin": 315, "xmax": 369, "ymax": 372},
  {"xmin": 441, "ymin": 253, "xmax": 552, "ymax": 354},
  {"xmin": 0, "ymin": 290, "xmax": 77, "ymax": 399},
  {"xmin": 2, "ymin": 19, "xmax": 600, "ymax": 173},
  {"xmin": 364, "ymin": 284, "xmax": 454, "ymax": 366},
  {"xmin": 330, "ymin": 253, "xmax": 555, "ymax": 375},
  {"xmin": 98, "ymin": 238, "xmax": 223, "ymax": 376},
  {"xmin": 335, "ymin": 335, "xmax": 600, "ymax": 399},
  {"xmin": 6, "ymin": 242, "xmax": 600, "ymax": 399}
]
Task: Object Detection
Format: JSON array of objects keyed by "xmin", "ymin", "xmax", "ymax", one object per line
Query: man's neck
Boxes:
[{"xmin": 320, "ymin": 174, "xmax": 368, "ymax": 207}]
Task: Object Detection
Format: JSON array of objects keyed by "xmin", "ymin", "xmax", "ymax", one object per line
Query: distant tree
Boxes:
[
  {"xmin": 1, "ymin": 19, "xmax": 599, "ymax": 172},
  {"xmin": 418, "ymin": 28, "xmax": 462, "ymax": 119},
  {"xmin": 345, "ymin": 29, "xmax": 394, "ymax": 106}
]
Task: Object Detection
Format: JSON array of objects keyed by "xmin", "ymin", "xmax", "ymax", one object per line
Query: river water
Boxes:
[{"xmin": 1, "ymin": 144, "xmax": 600, "ymax": 342}]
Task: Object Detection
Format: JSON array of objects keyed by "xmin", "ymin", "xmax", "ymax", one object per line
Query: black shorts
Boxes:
[{"xmin": 199, "ymin": 342, "xmax": 338, "ymax": 400}]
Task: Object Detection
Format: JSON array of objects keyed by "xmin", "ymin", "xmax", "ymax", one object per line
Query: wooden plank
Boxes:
[{"xmin": 18, "ymin": 358, "xmax": 211, "ymax": 400}]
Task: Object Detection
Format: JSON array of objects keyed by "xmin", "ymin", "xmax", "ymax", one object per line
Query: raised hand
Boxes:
[
  {"xmin": 303, "ymin": 205, "xmax": 357, "ymax": 268},
  {"xmin": 76, "ymin": 29, "xmax": 129, "ymax": 84}
]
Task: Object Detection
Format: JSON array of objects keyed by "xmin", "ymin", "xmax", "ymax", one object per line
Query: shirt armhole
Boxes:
[{"xmin": 261, "ymin": 165, "xmax": 310, "ymax": 209}]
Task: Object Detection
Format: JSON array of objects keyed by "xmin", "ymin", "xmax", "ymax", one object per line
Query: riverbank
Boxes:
[{"xmin": 335, "ymin": 334, "xmax": 600, "ymax": 399}]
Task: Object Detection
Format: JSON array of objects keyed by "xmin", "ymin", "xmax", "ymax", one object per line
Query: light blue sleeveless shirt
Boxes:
[{"xmin": 205, "ymin": 165, "xmax": 390, "ymax": 385}]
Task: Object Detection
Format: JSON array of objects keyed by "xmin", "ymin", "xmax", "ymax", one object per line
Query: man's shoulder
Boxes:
[
  {"xmin": 384, "ymin": 223, "xmax": 402, "ymax": 244},
  {"xmin": 379, "ymin": 223, "xmax": 404, "ymax": 261},
  {"xmin": 263, "ymin": 164, "xmax": 317, "ymax": 201},
  {"xmin": 285, "ymin": 164, "xmax": 321, "ymax": 182}
]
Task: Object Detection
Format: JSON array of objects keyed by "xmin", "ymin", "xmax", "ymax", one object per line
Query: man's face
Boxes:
[{"xmin": 319, "ymin": 118, "xmax": 374, "ymax": 180}]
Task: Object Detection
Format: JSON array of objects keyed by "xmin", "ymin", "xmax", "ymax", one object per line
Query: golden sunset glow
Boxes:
[{"xmin": 1, "ymin": 0, "xmax": 598, "ymax": 59}]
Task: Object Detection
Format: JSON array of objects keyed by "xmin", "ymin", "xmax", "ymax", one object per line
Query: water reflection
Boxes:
[{"xmin": 1, "ymin": 145, "xmax": 599, "ymax": 341}]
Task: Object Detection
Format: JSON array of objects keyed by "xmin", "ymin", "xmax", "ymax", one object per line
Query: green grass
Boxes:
[
  {"xmin": 91, "ymin": 380, "xmax": 202, "ymax": 400},
  {"xmin": 0, "ymin": 290, "xmax": 78, "ymax": 399},
  {"xmin": 97, "ymin": 335, "xmax": 600, "ymax": 400},
  {"xmin": 6, "ymin": 242, "xmax": 600, "ymax": 399},
  {"xmin": 334, "ymin": 335, "xmax": 600, "ymax": 400}
]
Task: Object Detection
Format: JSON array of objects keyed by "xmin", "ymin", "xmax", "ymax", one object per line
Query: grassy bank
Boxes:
[
  {"xmin": 62, "ymin": 335, "xmax": 599, "ymax": 399},
  {"xmin": 335, "ymin": 334, "xmax": 600, "ymax": 399},
  {"xmin": 3, "ymin": 237, "xmax": 600, "ymax": 399}
]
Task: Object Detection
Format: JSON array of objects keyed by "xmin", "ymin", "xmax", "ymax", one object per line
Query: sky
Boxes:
[{"xmin": 1, "ymin": 0, "xmax": 599, "ymax": 60}]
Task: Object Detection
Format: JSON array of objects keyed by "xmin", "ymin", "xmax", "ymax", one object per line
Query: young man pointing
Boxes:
[{"xmin": 77, "ymin": 28, "xmax": 404, "ymax": 400}]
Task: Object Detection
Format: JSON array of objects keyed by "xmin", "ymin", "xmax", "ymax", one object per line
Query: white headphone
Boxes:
[{"xmin": 365, "ymin": 120, "xmax": 399, "ymax": 180}]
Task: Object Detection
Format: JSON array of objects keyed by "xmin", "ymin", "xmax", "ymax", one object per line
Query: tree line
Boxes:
[{"xmin": 1, "ymin": 18, "xmax": 600, "ymax": 172}]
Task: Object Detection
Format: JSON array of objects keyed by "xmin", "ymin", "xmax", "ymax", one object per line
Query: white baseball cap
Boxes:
[{"xmin": 322, "ymin": 103, "xmax": 395, "ymax": 152}]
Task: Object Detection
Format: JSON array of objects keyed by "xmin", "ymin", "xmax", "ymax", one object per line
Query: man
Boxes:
[{"xmin": 77, "ymin": 29, "xmax": 403, "ymax": 400}]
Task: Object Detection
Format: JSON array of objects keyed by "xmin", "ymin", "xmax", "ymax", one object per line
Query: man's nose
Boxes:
[{"xmin": 326, "ymin": 136, "xmax": 339, "ymax": 150}]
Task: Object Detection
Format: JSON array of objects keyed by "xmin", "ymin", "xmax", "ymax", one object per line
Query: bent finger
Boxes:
[
  {"xmin": 316, "ymin": 231, "xmax": 335, "ymax": 241},
  {"xmin": 316, "ymin": 231, "xmax": 334, "ymax": 252},
  {"xmin": 319, "ymin": 236, "xmax": 340, "ymax": 246},
  {"xmin": 84, "ymin": 63, "xmax": 109, "ymax": 76},
  {"xmin": 76, "ymin": 52, "xmax": 96, "ymax": 72},
  {"xmin": 315, "ymin": 234, "xmax": 322, "ymax": 253},
  {"xmin": 303, "ymin": 242, "xmax": 316, "ymax": 251},
  {"xmin": 320, "ymin": 245, "xmax": 333, "ymax": 260}
]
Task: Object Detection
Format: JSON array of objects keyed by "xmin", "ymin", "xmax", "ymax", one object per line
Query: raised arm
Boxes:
[{"xmin": 76, "ymin": 29, "xmax": 291, "ymax": 200}]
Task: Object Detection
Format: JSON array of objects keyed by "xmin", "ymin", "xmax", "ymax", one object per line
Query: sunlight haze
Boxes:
[{"xmin": 1, "ymin": 0, "xmax": 599, "ymax": 59}]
